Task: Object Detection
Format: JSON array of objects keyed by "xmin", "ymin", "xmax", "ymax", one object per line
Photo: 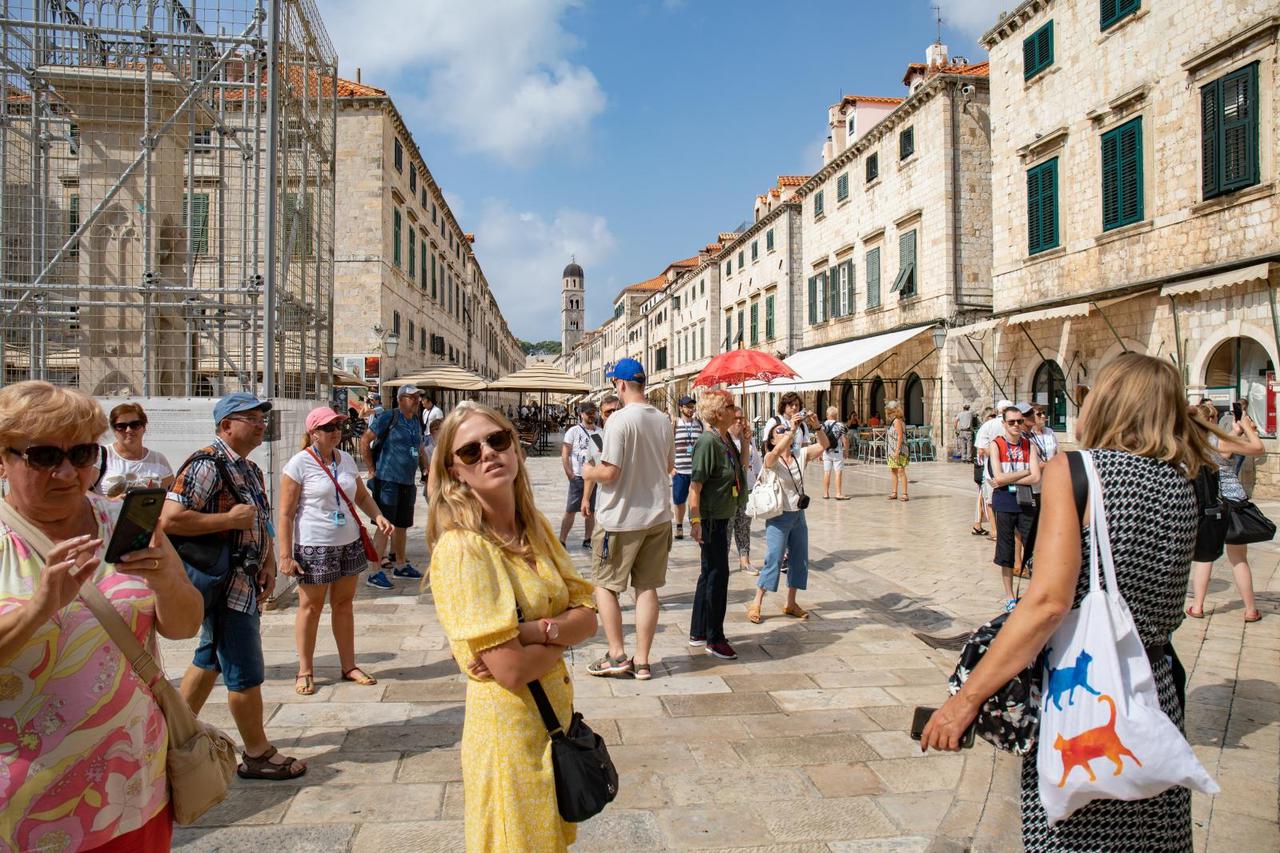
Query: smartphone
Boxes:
[
  {"xmin": 104, "ymin": 488, "xmax": 167, "ymax": 564},
  {"xmin": 910, "ymin": 706, "xmax": 976, "ymax": 749},
  {"xmin": 1232, "ymin": 402, "xmax": 1244, "ymax": 421}
]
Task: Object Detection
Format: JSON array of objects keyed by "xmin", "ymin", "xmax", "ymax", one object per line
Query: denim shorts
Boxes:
[
  {"xmin": 192, "ymin": 604, "xmax": 265, "ymax": 692},
  {"xmin": 672, "ymin": 472, "xmax": 692, "ymax": 505}
]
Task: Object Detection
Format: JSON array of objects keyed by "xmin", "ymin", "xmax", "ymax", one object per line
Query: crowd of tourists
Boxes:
[{"xmin": 0, "ymin": 349, "xmax": 1269, "ymax": 851}]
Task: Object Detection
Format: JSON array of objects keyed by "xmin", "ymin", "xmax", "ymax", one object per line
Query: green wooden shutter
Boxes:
[
  {"xmin": 891, "ymin": 231, "xmax": 916, "ymax": 296},
  {"xmin": 1101, "ymin": 129, "xmax": 1120, "ymax": 228},
  {"xmin": 765, "ymin": 294, "xmax": 775, "ymax": 339},
  {"xmin": 808, "ymin": 275, "xmax": 818, "ymax": 325},
  {"xmin": 1118, "ymin": 120, "xmax": 1142, "ymax": 225},
  {"xmin": 183, "ymin": 193, "xmax": 209, "ymax": 255},
  {"xmin": 1201, "ymin": 81, "xmax": 1220, "ymax": 197},
  {"xmin": 1024, "ymin": 21, "xmax": 1053, "ymax": 79},
  {"xmin": 1220, "ymin": 63, "xmax": 1259, "ymax": 193},
  {"xmin": 750, "ymin": 303, "xmax": 759, "ymax": 344},
  {"xmin": 1027, "ymin": 166, "xmax": 1043, "ymax": 253},
  {"xmin": 766, "ymin": 229, "xmax": 774, "ymax": 251},
  {"xmin": 393, "ymin": 209, "xmax": 402, "ymax": 266},
  {"xmin": 828, "ymin": 269, "xmax": 839, "ymax": 318},
  {"xmin": 420, "ymin": 237, "xmax": 428, "ymax": 288},
  {"xmin": 867, "ymin": 248, "xmax": 880, "ymax": 308},
  {"xmin": 843, "ymin": 259, "xmax": 855, "ymax": 314},
  {"xmin": 408, "ymin": 230, "xmax": 415, "ymax": 276},
  {"xmin": 431, "ymin": 254, "xmax": 437, "ymax": 299},
  {"xmin": 1027, "ymin": 159, "xmax": 1058, "ymax": 254}
]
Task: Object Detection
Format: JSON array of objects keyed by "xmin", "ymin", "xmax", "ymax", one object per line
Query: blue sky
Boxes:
[{"xmin": 317, "ymin": 0, "xmax": 1004, "ymax": 340}]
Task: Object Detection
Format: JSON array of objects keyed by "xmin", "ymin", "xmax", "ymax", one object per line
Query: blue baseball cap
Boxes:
[
  {"xmin": 213, "ymin": 392, "xmax": 272, "ymax": 424},
  {"xmin": 606, "ymin": 358, "xmax": 646, "ymax": 385}
]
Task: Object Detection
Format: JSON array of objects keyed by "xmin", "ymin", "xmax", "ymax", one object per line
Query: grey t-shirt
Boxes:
[{"xmin": 596, "ymin": 403, "xmax": 675, "ymax": 532}]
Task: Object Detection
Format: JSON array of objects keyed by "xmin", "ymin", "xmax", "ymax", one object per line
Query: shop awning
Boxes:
[
  {"xmin": 743, "ymin": 324, "xmax": 936, "ymax": 393},
  {"xmin": 1005, "ymin": 303, "xmax": 1093, "ymax": 326},
  {"xmin": 1160, "ymin": 261, "xmax": 1274, "ymax": 298}
]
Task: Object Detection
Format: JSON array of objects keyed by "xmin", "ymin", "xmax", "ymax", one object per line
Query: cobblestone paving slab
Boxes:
[{"xmin": 166, "ymin": 457, "xmax": 1280, "ymax": 851}]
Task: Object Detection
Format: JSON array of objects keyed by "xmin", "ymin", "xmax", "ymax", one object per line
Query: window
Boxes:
[
  {"xmin": 1023, "ymin": 21, "xmax": 1054, "ymax": 80},
  {"xmin": 725, "ymin": 260, "xmax": 732, "ymax": 276},
  {"xmin": 899, "ymin": 126, "xmax": 915, "ymax": 160},
  {"xmin": 408, "ymin": 230, "xmax": 415, "ymax": 276},
  {"xmin": 408, "ymin": 320, "xmax": 416, "ymax": 347},
  {"xmin": 421, "ymin": 187, "xmax": 428, "ymax": 209},
  {"xmin": 421, "ymin": 328, "xmax": 427, "ymax": 350},
  {"xmin": 431, "ymin": 254, "xmax": 438, "ymax": 299},
  {"xmin": 810, "ymin": 272, "xmax": 829, "ymax": 324},
  {"xmin": 409, "ymin": 168, "xmax": 417, "ymax": 194},
  {"xmin": 193, "ymin": 129, "xmax": 211, "ymax": 149},
  {"xmin": 392, "ymin": 208, "xmax": 402, "ymax": 267},
  {"xmin": 700, "ymin": 325, "xmax": 705, "ymax": 359},
  {"xmin": 866, "ymin": 152, "xmax": 879, "ymax": 183},
  {"xmin": 808, "ymin": 275, "xmax": 818, "ymax": 325},
  {"xmin": 837, "ymin": 173, "xmax": 849, "ymax": 202},
  {"xmin": 392, "ymin": 311, "xmax": 401, "ymax": 336},
  {"xmin": 724, "ymin": 312, "xmax": 733, "ymax": 349},
  {"xmin": 834, "ymin": 260, "xmax": 854, "ymax": 316},
  {"xmin": 1100, "ymin": 0, "xmax": 1140, "ymax": 31},
  {"xmin": 68, "ymin": 194, "xmax": 79, "ymax": 257},
  {"xmin": 673, "ymin": 294, "xmax": 680, "ymax": 311},
  {"xmin": 1101, "ymin": 117, "xmax": 1143, "ymax": 230},
  {"xmin": 751, "ymin": 240, "xmax": 758, "ymax": 261},
  {"xmin": 866, "ymin": 247, "xmax": 881, "ymax": 308},
  {"xmin": 891, "ymin": 230, "xmax": 917, "ymax": 297},
  {"xmin": 765, "ymin": 294, "xmax": 775, "ymax": 339},
  {"xmin": 1027, "ymin": 158, "xmax": 1060, "ymax": 254},
  {"xmin": 431, "ymin": 202, "xmax": 437, "ymax": 224},
  {"xmin": 738, "ymin": 250, "xmax": 744, "ymax": 268},
  {"xmin": 814, "ymin": 190, "xmax": 825, "ymax": 219},
  {"xmin": 421, "ymin": 236, "xmax": 428, "ymax": 289},
  {"xmin": 284, "ymin": 193, "xmax": 313, "ymax": 256},
  {"xmin": 750, "ymin": 303, "xmax": 759, "ymax": 345},
  {"xmin": 393, "ymin": 138, "xmax": 403, "ymax": 172},
  {"xmin": 1201, "ymin": 62, "xmax": 1260, "ymax": 199},
  {"xmin": 766, "ymin": 229, "xmax": 774, "ymax": 251},
  {"xmin": 737, "ymin": 309, "xmax": 745, "ymax": 345}
]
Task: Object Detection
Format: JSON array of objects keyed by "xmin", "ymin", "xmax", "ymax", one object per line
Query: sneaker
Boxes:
[
  {"xmin": 393, "ymin": 563, "xmax": 423, "ymax": 579},
  {"xmin": 366, "ymin": 570, "xmax": 394, "ymax": 591},
  {"xmin": 706, "ymin": 641, "xmax": 738, "ymax": 661},
  {"xmin": 581, "ymin": 539, "xmax": 591, "ymax": 549},
  {"xmin": 1003, "ymin": 598, "xmax": 1017, "ymax": 613},
  {"xmin": 587, "ymin": 653, "xmax": 633, "ymax": 677},
  {"xmin": 674, "ymin": 524, "xmax": 684, "ymax": 540},
  {"xmin": 688, "ymin": 636, "xmax": 706, "ymax": 647}
]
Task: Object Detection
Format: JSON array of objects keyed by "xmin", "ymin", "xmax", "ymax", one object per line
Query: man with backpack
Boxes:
[
  {"xmin": 820, "ymin": 406, "xmax": 849, "ymax": 500},
  {"xmin": 361, "ymin": 384, "xmax": 427, "ymax": 589},
  {"xmin": 163, "ymin": 392, "xmax": 307, "ymax": 781}
]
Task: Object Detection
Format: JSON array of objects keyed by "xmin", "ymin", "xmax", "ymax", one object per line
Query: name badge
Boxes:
[{"xmin": 331, "ymin": 511, "xmax": 348, "ymax": 527}]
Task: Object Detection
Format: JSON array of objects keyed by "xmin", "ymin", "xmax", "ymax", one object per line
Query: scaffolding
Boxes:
[{"xmin": 0, "ymin": 0, "xmax": 337, "ymax": 399}]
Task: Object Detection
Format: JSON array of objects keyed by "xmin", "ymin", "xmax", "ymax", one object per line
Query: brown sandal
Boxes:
[
  {"xmin": 782, "ymin": 604, "xmax": 809, "ymax": 620},
  {"xmin": 237, "ymin": 746, "xmax": 307, "ymax": 780},
  {"xmin": 342, "ymin": 667, "xmax": 377, "ymax": 685},
  {"xmin": 294, "ymin": 673, "xmax": 315, "ymax": 695},
  {"xmin": 746, "ymin": 603, "xmax": 763, "ymax": 624}
]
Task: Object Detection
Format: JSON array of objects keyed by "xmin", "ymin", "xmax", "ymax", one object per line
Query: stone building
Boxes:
[
  {"xmin": 333, "ymin": 78, "xmax": 523, "ymax": 388},
  {"xmin": 969, "ymin": 0, "xmax": 1279, "ymax": 485},
  {"xmin": 667, "ymin": 242, "xmax": 723, "ymax": 401},
  {"xmin": 759, "ymin": 43, "xmax": 992, "ymax": 441},
  {"xmin": 561, "ymin": 260, "xmax": 585, "ymax": 356}
]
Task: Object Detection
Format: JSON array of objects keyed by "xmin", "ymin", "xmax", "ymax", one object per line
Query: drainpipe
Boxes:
[{"xmin": 950, "ymin": 84, "xmax": 963, "ymax": 319}]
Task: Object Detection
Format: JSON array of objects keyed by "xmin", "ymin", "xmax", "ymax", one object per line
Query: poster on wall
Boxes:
[
  {"xmin": 364, "ymin": 356, "xmax": 380, "ymax": 380},
  {"xmin": 343, "ymin": 356, "xmax": 364, "ymax": 378}
]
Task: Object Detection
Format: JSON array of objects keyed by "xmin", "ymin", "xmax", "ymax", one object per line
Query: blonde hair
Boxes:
[
  {"xmin": 826, "ymin": 406, "xmax": 839, "ymax": 419},
  {"xmin": 696, "ymin": 389, "xmax": 732, "ymax": 424},
  {"xmin": 427, "ymin": 401, "xmax": 561, "ymax": 564},
  {"xmin": 884, "ymin": 404, "xmax": 904, "ymax": 422},
  {"xmin": 0, "ymin": 381, "xmax": 108, "ymax": 448},
  {"xmin": 1076, "ymin": 353, "xmax": 1216, "ymax": 477}
]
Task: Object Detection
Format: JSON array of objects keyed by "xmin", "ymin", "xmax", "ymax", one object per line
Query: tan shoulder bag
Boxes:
[{"xmin": 0, "ymin": 500, "xmax": 237, "ymax": 825}]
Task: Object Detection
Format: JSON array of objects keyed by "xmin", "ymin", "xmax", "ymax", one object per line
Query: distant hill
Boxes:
[{"xmin": 520, "ymin": 339, "xmax": 562, "ymax": 356}]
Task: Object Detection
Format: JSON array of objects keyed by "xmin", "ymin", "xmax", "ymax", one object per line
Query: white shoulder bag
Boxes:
[{"xmin": 745, "ymin": 465, "xmax": 784, "ymax": 520}]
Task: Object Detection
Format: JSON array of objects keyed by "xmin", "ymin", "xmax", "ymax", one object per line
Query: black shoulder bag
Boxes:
[
  {"xmin": 168, "ymin": 451, "xmax": 241, "ymax": 612},
  {"xmin": 515, "ymin": 603, "xmax": 618, "ymax": 822}
]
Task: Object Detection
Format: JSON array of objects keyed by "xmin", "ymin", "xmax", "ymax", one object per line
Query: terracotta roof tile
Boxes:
[
  {"xmin": 839, "ymin": 94, "xmax": 904, "ymax": 107},
  {"xmin": 901, "ymin": 60, "xmax": 989, "ymax": 86},
  {"xmin": 718, "ymin": 232, "xmax": 741, "ymax": 242},
  {"xmin": 777, "ymin": 175, "xmax": 807, "ymax": 187}
]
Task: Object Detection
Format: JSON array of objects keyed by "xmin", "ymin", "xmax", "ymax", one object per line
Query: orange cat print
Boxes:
[{"xmin": 1053, "ymin": 694, "xmax": 1143, "ymax": 787}]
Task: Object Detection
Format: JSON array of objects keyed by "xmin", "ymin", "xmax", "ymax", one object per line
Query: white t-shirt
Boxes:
[
  {"xmin": 281, "ymin": 448, "xmax": 361, "ymax": 547},
  {"xmin": 423, "ymin": 405, "xmax": 444, "ymax": 427},
  {"xmin": 596, "ymin": 402, "xmax": 675, "ymax": 532},
  {"xmin": 563, "ymin": 423, "xmax": 603, "ymax": 478},
  {"xmin": 1028, "ymin": 428, "xmax": 1059, "ymax": 494},
  {"xmin": 974, "ymin": 417, "xmax": 1004, "ymax": 452},
  {"xmin": 956, "ymin": 409, "xmax": 975, "ymax": 430},
  {"xmin": 98, "ymin": 445, "xmax": 173, "ymax": 498}
]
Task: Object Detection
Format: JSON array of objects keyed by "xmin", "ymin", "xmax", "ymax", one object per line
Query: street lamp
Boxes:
[
  {"xmin": 931, "ymin": 325, "xmax": 947, "ymax": 351},
  {"xmin": 384, "ymin": 331, "xmax": 400, "ymax": 358}
]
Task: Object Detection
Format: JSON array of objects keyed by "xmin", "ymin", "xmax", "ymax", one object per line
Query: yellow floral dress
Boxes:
[{"xmin": 431, "ymin": 529, "xmax": 596, "ymax": 852}]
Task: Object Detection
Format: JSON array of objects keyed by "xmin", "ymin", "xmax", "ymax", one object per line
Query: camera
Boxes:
[
  {"xmin": 237, "ymin": 545, "xmax": 261, "ymax": 577},
  {"xmin": 797, "ymin": 495, "xmax": 811, "ymax": 510}
]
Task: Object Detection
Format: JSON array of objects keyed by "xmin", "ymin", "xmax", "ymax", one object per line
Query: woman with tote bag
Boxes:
[{"xmin": 921, "ymin": 354, "xmax": 1220, "ymax": 851}]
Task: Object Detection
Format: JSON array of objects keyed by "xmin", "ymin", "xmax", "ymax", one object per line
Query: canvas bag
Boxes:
[
  {"xmin": 1036, "ymin": 451, "xmax": 1218, "ymax": 825},
  {"xmin": 744, "ymin": 466, "xmax": 783, "ymax": 520},
  {"xmin": 0, "ymin": 501, "xmax": 237, "ymax": 825}
]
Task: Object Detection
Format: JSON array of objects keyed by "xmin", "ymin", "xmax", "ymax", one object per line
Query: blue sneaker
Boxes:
[
  {"xmin": 1003, "ymin": 598, "xmax": 1017, "ymax": 613},
  {"xmin": 366, "ymin": 570, "xmax": 394, "ymax": 590},
  {"xmin": 393, "ymin": 563, "xmax": 422, "ymax": 580}
]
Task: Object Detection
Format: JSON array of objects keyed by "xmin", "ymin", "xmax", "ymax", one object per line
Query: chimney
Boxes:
[
  {"xmin": 829, "ymin": 103, "xmax": 848, "ymax": 155},
  {"xmin": 822, "ymin": 136, "xmax": 833, "ymax": 166},
  {"xmin": 356, "ymin": 67, "xmax": 362, "ymax": 84},
  {"xmin": 925, "ymin": 42, "xmax": 948, "ymax": 68}
]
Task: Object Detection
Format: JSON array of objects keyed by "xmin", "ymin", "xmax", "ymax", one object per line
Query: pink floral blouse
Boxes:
[{"xmin": 0, "ymin": 494, "xmax": 168, "ymax": 853}]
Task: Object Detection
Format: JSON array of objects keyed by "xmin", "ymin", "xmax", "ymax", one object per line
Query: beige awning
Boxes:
[
  {"xmin": 1160, "ymin": 262, "xmax": 1274, "ymax": 298},
  {"xmin": 332, "ymin": 368, "xmax": 369, "ymax": 387},
  {"xmin": 390, "ymin": 365, "xmax": 489, "ymax": 391},
  {"xmin": 486, "ymin": 363, "xmax": 590, "ymax": 394},
  {"xmin": 1005, "ymin": 303, "xmax": 1093, "ymax": 326},
  {"xmin": 957, "ymin": 317, "xmax": 1005, "ymax": 334}
]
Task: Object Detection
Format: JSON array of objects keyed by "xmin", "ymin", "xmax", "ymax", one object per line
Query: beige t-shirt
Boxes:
[{"xmin": 596, "ymin": 402, "xmax": 675, "ymax": 532}]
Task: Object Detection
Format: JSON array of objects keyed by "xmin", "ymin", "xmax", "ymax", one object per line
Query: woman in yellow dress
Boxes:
[{"xmin": 427, "ymin": 402, "xmax": 598, "ymax": 851}]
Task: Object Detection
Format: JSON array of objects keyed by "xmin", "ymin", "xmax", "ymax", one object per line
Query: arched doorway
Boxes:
[
  {"xmin": 904, "ymin": 373, "xmax": 924, "ymax": 425},
  {"xmin": 1206, "ymin": 336, "xmax": 1273, "ymax": 422},
  {"xmin": 869, "ymin": 377, "xmax": 885, "ymax": 422},
  {"xmin": 1033, "ymin": 360, "xmax": 1068, "ymax": 432},
  {"xmin": 840, "ymin": 383, "xmax": 855, "ymax": 421},
  {"xmin": 815, "ymin": 391, "xmax": 828, "ymax": 419}
]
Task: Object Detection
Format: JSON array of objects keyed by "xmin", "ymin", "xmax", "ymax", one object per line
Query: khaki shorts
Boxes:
[{"xmin": 591, "ymin": 521, "xmax": 671, "ymax": 594}]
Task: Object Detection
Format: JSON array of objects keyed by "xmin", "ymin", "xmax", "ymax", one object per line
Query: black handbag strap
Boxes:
[
  {"xmin": 514, "ymin": 600, "xmax": 566, "ymax": 737},
  {"xmin": 1065, "ymin": 451, "xmax": 1088, "ymax": 524}
]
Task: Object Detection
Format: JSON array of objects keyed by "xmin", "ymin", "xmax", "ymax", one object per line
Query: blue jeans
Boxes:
[{"xmin": 759, "ymin": 510, "xmax": 809, "ymax": 592}]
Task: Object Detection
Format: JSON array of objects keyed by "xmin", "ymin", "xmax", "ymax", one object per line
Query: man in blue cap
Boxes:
[
  {"xmin": 361, "ymin": 384, "xmax": 427, "ymax": 588},
  {"xmin": 582, "ymin": 358, "xmax": 675, "ymax": 681},
  {"xmin": 162, "ymin": 392, "xmax": 307, "ymax": 780}
]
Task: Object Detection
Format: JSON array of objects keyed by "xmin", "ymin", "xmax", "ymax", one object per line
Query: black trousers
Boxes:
[{"xmin": 690, "ymin": 518, "xmax": 731, "ymax": 644}]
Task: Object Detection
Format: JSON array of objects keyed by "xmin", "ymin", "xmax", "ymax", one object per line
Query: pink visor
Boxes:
[{"xmin": 305, "ymin": 406, "xmax": 346, "ymax": 432}]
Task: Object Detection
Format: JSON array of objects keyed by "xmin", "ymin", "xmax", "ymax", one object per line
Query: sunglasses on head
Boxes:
[
  {"xmin": 453, "ymin": 429, "xmax": 514, "ymax": 465},
  {"xmin": 6, "ymin": 443, "xmax": 101, "ymax": 470},
  {"xmin": 112, "ymin": 420, "xmax": 145, "ymax": 432}
]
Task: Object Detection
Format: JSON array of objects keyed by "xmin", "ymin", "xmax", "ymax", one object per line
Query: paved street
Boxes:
[{"xmin": 164, "ymin": 455, "xmax": 1279, "ymax": 852}]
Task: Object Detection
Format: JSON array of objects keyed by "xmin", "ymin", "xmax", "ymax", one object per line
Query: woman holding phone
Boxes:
[{"xmin": 278, "ymin": 406, "xmax": 394, "ymax": 695}]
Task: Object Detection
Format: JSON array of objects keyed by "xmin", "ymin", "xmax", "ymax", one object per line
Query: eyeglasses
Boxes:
[
  {"xmin": 453, "ymin": 429, "xmax": 514, "ymax": 465},
  {"xmin": 5, "ymin": 443, "xmax": 101, "ymax": 470},
  {"xmin": 314, "ymin": 422, "xmax": 342, "ymax": 433},
  {"xmin": 112, "ymin": 420, "xmax": 145, "ymax": 432},
  {"xmin": 229, "ymin": 415, "xmax": 269, "ymax": 427}
]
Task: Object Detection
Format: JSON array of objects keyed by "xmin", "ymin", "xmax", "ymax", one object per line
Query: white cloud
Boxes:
[
  {"xmin": 317, "ymin": 0, "xmax": 605, "ymax": 165},
  {"xmin": 936, "ymin": 0, "xmax": 1008, "ymax": 39},
  {"xmin": 469, "ymin": 200, "xmax": 616, "ymax": 339}
]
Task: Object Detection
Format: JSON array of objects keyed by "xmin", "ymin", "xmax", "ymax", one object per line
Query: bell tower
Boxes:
[{"xmin": 561, "ymin": 258, "xmax": 585, "ymax": 356}]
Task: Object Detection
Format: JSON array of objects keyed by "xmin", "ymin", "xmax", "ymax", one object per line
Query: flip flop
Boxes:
[
  {"xmin": 1244, "ymin": 610, "xmax": 1262, "ymax": 623},
  {"xmin": 1185, "ymin": 606, "xmax": 1205, "ymax": 619}
]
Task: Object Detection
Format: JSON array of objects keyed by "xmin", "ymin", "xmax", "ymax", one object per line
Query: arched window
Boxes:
[
  {"xmin": 1033, "ymin": 360, "xmax": 1068, "ymax": 432},
  {"xmin": 904, "ymin": 373, "xmax": 924, "ymax": 425},
  {"xmin": 869, "ymin": 377, "xmax": 885, "ymax": 422},
  {"xmin": 1206, "ymin": 336, "xmax": 1273, "ymax": 425}
]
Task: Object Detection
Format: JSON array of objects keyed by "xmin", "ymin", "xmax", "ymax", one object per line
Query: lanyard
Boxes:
[
  {"xmin": 719, "ymin": 431, "xmax": 742, "ymax": 497},
  {"xmin": 781, "ymin": 454, "xmax": 804, "ymax": 497},
  {"xmin": 307, "ymin": 446, "xmax": 342, "ymax": 507}
]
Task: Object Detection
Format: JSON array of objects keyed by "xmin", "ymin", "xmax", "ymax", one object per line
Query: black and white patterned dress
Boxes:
[{"xmin": 1021, "ymin": 450, "xmax": 1197, "ymax": 852}]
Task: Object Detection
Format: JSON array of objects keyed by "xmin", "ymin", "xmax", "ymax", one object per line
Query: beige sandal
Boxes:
[
  {"xmin": 782, "ymin": 604, "xmax": 809, "ymax": 620},
  {"xmin": 746, "ymin": 603, "xmax": 763, "ymax": 624},
  {"xmin": 294, "ymin": 673, "xmax": 315, "ymax": 696}
]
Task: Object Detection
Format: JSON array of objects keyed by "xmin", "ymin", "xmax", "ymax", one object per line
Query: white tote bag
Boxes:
[
  {"xmin": 745, "ymin": 466, "xmax": 783, "ymax": 520},
  {"xmin": 1037, "ymin": 451, "xmax": 1218, "ymax": 825}
]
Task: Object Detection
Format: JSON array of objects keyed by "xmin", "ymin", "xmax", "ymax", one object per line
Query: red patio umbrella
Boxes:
[{"xmin": 691, "ymin": 348, "xmax": 798, "ymax": 389}]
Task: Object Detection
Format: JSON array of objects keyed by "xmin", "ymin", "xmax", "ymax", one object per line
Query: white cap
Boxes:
[{"xmin": 996, "ymin": 399, "xmax": 1015, "ymax": 410}]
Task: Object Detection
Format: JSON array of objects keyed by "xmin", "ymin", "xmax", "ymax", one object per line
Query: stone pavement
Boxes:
[{"xmin": 164, "ymin": 456, "xmax": 1279, "ymax": 852}]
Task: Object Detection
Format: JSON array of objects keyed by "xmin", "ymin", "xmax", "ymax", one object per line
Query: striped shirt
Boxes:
[{"xmin": 673, "ymin": 416, "xmax": 704, "ymax": 475}]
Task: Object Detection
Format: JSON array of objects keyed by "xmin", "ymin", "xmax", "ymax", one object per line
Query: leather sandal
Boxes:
[
  {"xmin": 342, "ymin": 667, "xmax": 377, "ymax": 685},
  {"xmin": 782, "ymin": 604, "xmax": 809, "ymax": 620},
  {"xmin": 746, "ymin": 603, "xmax": 763, "ymax": 624},
  {"xmin": 1185, "ymin": 606, "xmax": 1205, "ymax": 619},
  {"xmin": 237, "ymin": 746, "xmax": 306, "ymax": 780},
  {"xmin": 1244, "ymin": 610, "xmax": 1262, "ymax": 623},
  {"xmin": 294, "ymin": 673, "xmax": 315, "ymax": 695}
]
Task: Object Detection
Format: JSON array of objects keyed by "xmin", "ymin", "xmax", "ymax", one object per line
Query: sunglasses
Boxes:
[
  {"xmin": 774, "ymin": 426, "xmax": 790, "ymax": 434},
  {"xmin": 6, "ymin": 443, "xmax": 101, "ymax": 470},
  {"xmin": 112, "ymin": 420, "xmax": 146, "ymax": 432},
  {"xmin": 1005, "ymin": 418, "xmax": 1024, "ymax": 425},
  {"xmin": 453, "ymin": 429, "xmax": 514, "ymax": 465},
  {"xmin": 314, "ymin": 422, "xmax": 342, "ymax": 433},
  {"xmin": 602, "ymin": 408, "xmax": 619, "ymax": 416}
]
